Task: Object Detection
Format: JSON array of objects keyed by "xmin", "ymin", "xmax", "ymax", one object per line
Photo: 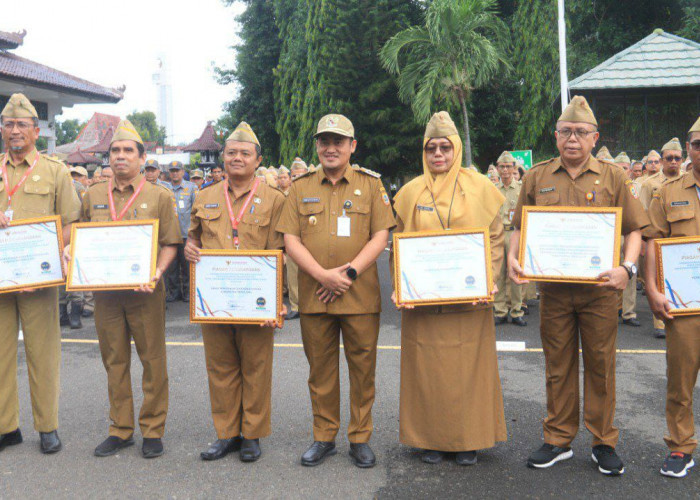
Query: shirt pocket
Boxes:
[
  {"xmin": 200, "ymin": 207, "xmax": 224, "ymax": 237},
  {"xmin": 534, "ymin": 191, "xmax": 560, "ymax": 206},
  {"xmin": 21, "ymin": 178, "xmax": 53, "ymax": 215},
  {"xmin": 344, "ymin": 203, "xmax": 370, "ymax": 235},
  {"xmin": 300, "ymin": 203, "xmax": 324, "ymax": 234},
  {"xmin": 666, "ymin": 208, "xmax": 696, "ymax": 237},
  {"xmin": 593, "ymin": 188, "xmax": 614, "ymax": 207}
]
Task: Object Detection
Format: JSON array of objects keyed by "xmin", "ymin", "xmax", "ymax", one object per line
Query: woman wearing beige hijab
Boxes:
[{"xmin": 392, "ymin": 111, "xmax": 507, "ymax": 465}]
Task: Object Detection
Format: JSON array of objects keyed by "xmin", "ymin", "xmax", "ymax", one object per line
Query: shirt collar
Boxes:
[
  {"xmin": 6, "ymin": 148, "xmax": 39, "ymax": 168},
  {"xmin": 225, "ymin": 176, "xmax": 258, "ymax": 200},
  {"xmin": 552, "ymin": 155, "xmax": 601, "ymax": 175},
  {"xmin": 682, "ymin": 170, "xmax": 700, "ymax": 190},
  {"xmin": 112, "ymin": 173, "xmax": 144, "ymax": 192},
  {"xmin": 319, "ymin": 164, "xmax": 353, "ymax": 185}
]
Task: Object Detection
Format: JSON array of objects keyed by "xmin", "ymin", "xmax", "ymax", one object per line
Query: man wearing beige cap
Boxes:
[
  {"xmin": 644, "ymin": 115, "xmax": 700, "ymax": 477},
  {"xmin": 190, "ymin": 169, "xmax": 204, "ymax": 190},
  {"xmin": 277, "ymin": 114, "xmax": 396, "ymax": 468},
  {"xmin": 614, "ymin": 152, "xmax": 632, "ymax": 178},
  {"xmin": 508, "ymin": 96, "xmax": 648, "ymax": 475},
  {"xmin": 0, "ymin": 93, "xmax": 81, "ymax": 455},
  {"xmin": 73, "ymin": 119, "xmax": 180, "ymax": 459}
]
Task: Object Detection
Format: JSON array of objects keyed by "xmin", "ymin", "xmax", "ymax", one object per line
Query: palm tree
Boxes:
[{"xmin": 380, "ymin": 0, "xmax": 511, "ymax": 167}]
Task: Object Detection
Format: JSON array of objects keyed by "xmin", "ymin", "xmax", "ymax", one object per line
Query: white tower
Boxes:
[{"xmin": 152, "ymin": 55, "xmax": 174, "ymax": 144}]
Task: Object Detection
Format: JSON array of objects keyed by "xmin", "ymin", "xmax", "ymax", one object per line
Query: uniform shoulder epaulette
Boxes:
[
  {"xmin": 355, "ymin": 166, "xmax": 381, "ymax": 178},
  {"xmin": 198, "ymin": 182, "xmax": 216, "ymax": 191},
  {"xmin": 530, "ymin": 158, "xmax": 554, "ymax": 171},
  {"xmin": 292, "ymin": 170, "xmax": 314, "ymax": 181},
  {"xmin": 152, "ymin": 182, "xmax": 173, "ymax": 194},
  {"xmin": 597, "ymin": 159, "xmax": 617, "ymax": 167}
]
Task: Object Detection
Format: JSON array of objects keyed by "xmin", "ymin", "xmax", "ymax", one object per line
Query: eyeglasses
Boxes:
[
  {"xmin": 556, "ymin": 128, "xmax": 596, "ymax": 139},
  {"xmin": 1, "ymin": 120, "xmax": 34, "ymax": 131},
  {"xmin": 663, "ymin": 155, "xmax": 683, "ymax": 162},
  {"xmin": 690, "ymin": 141, "xmax": 700, "ymax": 152},
  {"xmin": 424, "ymin": 144, "xmax": 453, "ymax": 154}
]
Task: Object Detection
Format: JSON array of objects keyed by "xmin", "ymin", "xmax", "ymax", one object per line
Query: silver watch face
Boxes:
[{"xmin": 630, "ymin": 264, "xmax": 637, "ymax": 275}]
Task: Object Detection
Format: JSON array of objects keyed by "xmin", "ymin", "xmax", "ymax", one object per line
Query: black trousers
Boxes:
[{"xmin": 165, "ymin": 242, "xmax": 189, "ymax": 300}]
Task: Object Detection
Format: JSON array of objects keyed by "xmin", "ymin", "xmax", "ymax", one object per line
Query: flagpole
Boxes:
[{"xmin": 558, "ymin": 0, "xmax": 569, "ymax": 111}]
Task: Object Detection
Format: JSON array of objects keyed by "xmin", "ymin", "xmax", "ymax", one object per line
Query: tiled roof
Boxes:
[
  {"xmin": 570, "ymin": 30, "xmax": 700, "ymax": 91},
  {"xmin": 0, "ymin": 30, "xmax": 25, "ymax": 50},
  {"xmin": 183, "ymin": 121, "xmax": 222, "ymax": 152},
  {"xmin": 0, "ymin": 51, "xmax": 123, "ymax": 102},
  {"xmin": 83, "ymin": 126, "xmax": 114, "ymax": 154},
  {"xmin": 66, "ymin": 149, "xmax": 101, "ymax": 165},
  {"xmin": 56, "ymin": 113, "xmax": 121, "ymax": 155}
]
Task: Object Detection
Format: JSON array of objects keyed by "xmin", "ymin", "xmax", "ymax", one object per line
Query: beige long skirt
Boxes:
[{"xmin": 399, "ymin": 307, "xmax": 507, "ymax": 452}]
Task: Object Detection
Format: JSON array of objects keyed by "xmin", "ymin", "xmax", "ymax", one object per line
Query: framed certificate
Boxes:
[
  {"xmin": 518, "ymin": 207, "xmax": 622, "ymax": 284},
  {"xmin": 66, "ymin": 220, "xmax": 159, "ymax": 291},
  {"xmin": 190, "ymin": 249, "xmax": 284, "ymax": 325},
  {"xmin": 392, "ymin": 229, "xmax": 493, "ymax": 307},
  {"xmin": 655, "ymin": 236, "xmax": 700, "ymax": 316},
  {"xmin": 0, "ymin": 215, "xmax": 65, "ymax": 293}
]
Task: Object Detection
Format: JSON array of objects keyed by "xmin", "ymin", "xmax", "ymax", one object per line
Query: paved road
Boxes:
[{"xmin": 2, "ymin": 254, "xmax": 697, "ymax": 498}]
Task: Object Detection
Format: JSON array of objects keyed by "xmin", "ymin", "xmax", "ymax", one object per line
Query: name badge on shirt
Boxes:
[
  {"xmin": 4, "ymin": 209, "xmax": 13, "ymax": 221},
  {"xmin": 204, "ymin": 204, "xmax": 219, "ymax": 208},
  {"xmin": 178, "ymin": 200, "xmax": 185, "ymax": 209},
  {"xmin": 337, "ymin": 215, "xmax": 351, "ymax": 237},
  {"xmin": 93, "ymin": 204, "xmax": 108, "ymax": 209},
  {"xmin": 671, "ymin": 201, "xmax": 690, "ymax": 207},
  {"xmin": 416, "ymin": 205, "xmax": 434, "ymax": 212},
  {"xmin": 539, "ymin": 187, "xmax": 556, "ymax": 193},
  {"xmin": 303, "ymin": 197, "xmax": 320, "ymax": 203}
]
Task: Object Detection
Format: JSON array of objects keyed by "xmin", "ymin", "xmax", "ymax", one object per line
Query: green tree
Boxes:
[
  {"xmin": 380, "ymin": 0, "xmax": 511, "ymax": 167},
  {"xmin": 215, "ymin": 0, "xmax": 281, "ymax": 161},
  {"xmin": 126, "ymin": 110, "xmax": 166, "ymax": 145},
  {"xmin": 55, "ymin": 119, "xmax": 86, "ymax": 146}
]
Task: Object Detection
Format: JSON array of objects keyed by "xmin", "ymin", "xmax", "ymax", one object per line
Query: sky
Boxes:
[{"xmin": 4, "ymin": 0, "xmax": 245, "ymax": 145}]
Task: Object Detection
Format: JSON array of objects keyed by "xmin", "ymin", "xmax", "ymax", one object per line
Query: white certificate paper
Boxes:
[
  {"xmin": 67, "ymin": 221, "xmax": 158, "ymax": 291},
  {"xmin": 658, "ymin": 238, "xmax": 700, "ymax": 315},
  {"xmin": 0, "ymin": 216, "xmax": 65, "ymax": 293},
  {"xmin": 394, "ymin": 230, "xmax": 492, "ymax": 306},
  {"xmin": 191, "ymin": 251, "xmax": 282, "ymax": 324},
  {"xmin": 520, "ymin": 208, "xmax": 621, "ymax": 283}
]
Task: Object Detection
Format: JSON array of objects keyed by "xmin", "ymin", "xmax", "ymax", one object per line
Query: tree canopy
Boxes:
[{"xmin": 126, "ymin": 111, "xmax": 166, "ymax": 145}]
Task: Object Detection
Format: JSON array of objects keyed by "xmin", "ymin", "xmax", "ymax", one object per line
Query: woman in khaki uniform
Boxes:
[{"xmin": 392, "ymin": 111, "xmax": 507, "ymax": 465}]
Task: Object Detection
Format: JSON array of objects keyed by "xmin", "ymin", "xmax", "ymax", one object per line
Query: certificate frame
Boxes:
[
  {"xmin": 655, "ymin": 236, "xmax": 700, "ymax": 316},
  {"xmin": 518, "ymin": 206, "xmax": 622, "ymax": 284},
  {"xmin": 392, "ymin": 228, "xmax": 493, "ymax": 307},
  {"xmin": 0, "ymin": 215, "xmax": 66, "ymax": 294},
  {"xmin": 189, "ymin": 249, "xmax": 284, "ymax": 325},
  {"xmin": 66, "ymin": 220, "xmax": 159, "ymax": 291}
]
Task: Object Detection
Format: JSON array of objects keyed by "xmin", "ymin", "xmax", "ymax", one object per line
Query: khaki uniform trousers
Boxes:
[
  {"xmin": 286, "ymin": 257, "xmax": 299, "ymax": 313},
  {"xmin": 201, "ymin": 324, "xmax": 274, "ymax": 440},
  {"xmin": 664, "ymin": 315, "xmax": 700, "ymax": 453},
  {"xmin": 540, "ymin": 283, "xmax": 619, "ymax": 448},
  {"xmin": 0, "ymin": 287, "xmax": 60, "ymax": 433},
  {"xmin": 620, "ymin": 252, "xmax": 637, "ymax": 320},
  {"xmin": 300, "ymin": 313, "xmax": 380, "ymax": 443},
  {"xmin": 494, "ymin": 229, "xmax": 523, "ymax": 318},
  {"xmin": 94, "ymin": 281, "xmax": 168, "ymax": 440}
]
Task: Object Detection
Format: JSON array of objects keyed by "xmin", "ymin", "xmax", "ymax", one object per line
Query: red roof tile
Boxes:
[
  {"xmin": 183, "ymin": 122, "xmax": 222, "ymax": 152},
  {"xmin": 83, "ymin": 126, "xmax": 114, "ymax": 154},
  {"xmin": 66, "ymin": 149, "xmax": 101, "ymax": 165},
  {"xmin": 0, "ymin": 30, "xmax": 25, "ymax": 50}
]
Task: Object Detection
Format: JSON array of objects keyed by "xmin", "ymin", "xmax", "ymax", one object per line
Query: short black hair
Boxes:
[{"xmin": 211, "ymin": 164, "xmax": 224, "ymax": 172}]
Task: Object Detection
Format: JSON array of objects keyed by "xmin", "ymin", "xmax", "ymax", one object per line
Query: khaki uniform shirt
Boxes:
[
  {"xmin": 80, "ymin": 173, "xmax": 181, "ymax": 248},
  {"xmin": 276, "ymin": 165, "xmax": 396, "ymax": 314},
  {"xmin": 0, "ymin": 149, "xmax": 80, "ymax": 223},
  {"xmin": 512, "ymin": 156, "xmax": 649, "ymax": 236},
  {"xmin": 497, "ymin": 180, "xmax": 521, "ymax": 230},
  {"xmin": 188, "ymin": 179, "xmax": 285, "ymax": 251},
  {"xmin": 644, "ymin": 171, "xmax": 700, "ymax": 239},
  {"xmin": 640, "ymin": 171, "xmax": 680, "ymax": 209}
]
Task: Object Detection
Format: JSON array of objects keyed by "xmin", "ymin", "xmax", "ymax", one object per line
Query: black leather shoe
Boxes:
[
  {"xmin": 301, "ymin": 441, "xmax": 336, "ymax": 466},
  {"xmin": 94, "ymin": 436, "xmax": 134, "ymax": 457},
  {"xmin": 456, "ymin": 450, "xmax": 477, "ymax": 466},
  {"xmin": 69, "ymin": 304, "xmax": 83, "ymax": 329},
  {"xmin": 349, "ymin": 442, "xmax": 376, "ymax": 468},
  {"xmin": 40, "ymin": 430, "xmax": 62, "ymax": 454},
  {"xmin": 81, "ymin": 309, "xmax": 94, "ymax": 318},
  {"xmin": 421, "ymin": 449, "xmax": 444, "ymax": 464},
  {"xmin": 165, "ymin": 294, "xmax": 181, "ymax": 303},
  {"xmin": 0, "ymin": 428, "xmax": 22, "ymax": 452},
  {"xmin": 655, "ymin": 328, "xmax": 666, "ymax": 339},
  {"xmin": 522, "ymin": 305, "xmax": 530, "ymax": 315},
  {"xmin": 286, "ymin": 310, "xmax": 300, "ymax": 320},
  {"xmin": 59, "ymin": 304, "xmax": 70, "ymax": 327},
  {"xmin": 142, "ymin": 438, "xmax": 164, "ymax": 458},
  {"xmin": 494, "ymin": 316, "xmax": 508, "ymax": 325},
  {"xmin": 511, "ymin": 316, "xmax": 527, "ymax": 326},
  {"xmin": 622, "ymin": 318, "xmax": 641, "ymax": 327},
  {"xmin": 240, "ymin": 438, "xmax": 261, "ymax": 462},
  {"xmin": 200, "ymin": 437, "xmax": 242, "ymax": 461}
]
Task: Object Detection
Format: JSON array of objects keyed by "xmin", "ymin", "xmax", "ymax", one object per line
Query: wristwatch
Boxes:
[
  {"xmin": 346, "ymin": 267, "xmax": 358, "ymax": 281},
  {"xmin": 622, "ymin": 261, "xmax": 637, "ymax": 278}
]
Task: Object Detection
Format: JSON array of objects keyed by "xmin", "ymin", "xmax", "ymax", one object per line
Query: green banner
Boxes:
[{"xmin": 511, "ymin": 150, "xmax": 533, "ymax": 170}]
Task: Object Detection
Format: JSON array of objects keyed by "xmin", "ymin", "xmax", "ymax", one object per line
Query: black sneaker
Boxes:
[
  {"xmin": 591, "ymin": 445, "xmax": 624, "ymax": 475},
  {"xmin": 660, "ymin": 452, "xmax": 694, "ymax": 478},
  {"xmin": 527, "ymin": 443, "xmax": 573, "ymax": 468}
]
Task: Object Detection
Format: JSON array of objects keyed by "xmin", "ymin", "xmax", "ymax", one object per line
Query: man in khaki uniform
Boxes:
[
  {"xmin": 76, "ymin": 119, "xmax": 180, "ymax": 459},
  {"xmin": 508, "ymin": 96, "xmax": 648, "ymax": 475},
  {"xmin": 277, "ymin": 114, "xmax": 396, "ymax": 468},
  {"xmin": 493, "ymin": 151, "xmax": 526, "ymax": 326},
  {"xmin": 595, "ymin": 146, "xmax": 613, "ymax": 161},
  {"xmin": 644, "ymin": 115, "xmax": 700, "ymax": 478},
  {"xmin": 284, "ymin": 159, "xmax": 309, "ymax": 320},
  {"xmin": 614, "ymin": 152, "xmax": 632, "ymax": 178},
  {"xmin": 0, "ymin": 93, "xmax": 81, "ymax": 454},
  {"xmin": 185, "ymin": 122, "xmax": 286, "ymax": 463}
]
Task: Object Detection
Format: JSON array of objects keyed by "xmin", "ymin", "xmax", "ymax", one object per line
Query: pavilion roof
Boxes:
[
  {"xmin": 66, "ymin": 149, "xmax": 101, "ymax": 165},
  {"xmin": 0, "ymin": 30, "xmax": 25, "ymax": 50},
  {"xmin": 83, "ymin": 126, "xmax": 114, "ymax": 154},
  {"xmin": 569, "ymin": 30, "xmax": 700, "ymax": 91},
  {"xmin": 183, "ymin": 121, "xmax": 222, "ymax": 152}
]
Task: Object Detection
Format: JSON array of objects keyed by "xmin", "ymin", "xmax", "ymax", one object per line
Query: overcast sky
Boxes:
[{"xmin": 4, "ymin": 0, "xmax": 245, "ymax": 145}]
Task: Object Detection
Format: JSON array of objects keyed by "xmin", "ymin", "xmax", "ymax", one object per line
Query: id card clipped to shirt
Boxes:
[{"xmin": 337, "ymin": 210, "xmax": 351, "ymax": 237}]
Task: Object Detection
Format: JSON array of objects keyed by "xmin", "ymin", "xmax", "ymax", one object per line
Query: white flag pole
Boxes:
[{"xmin": 558, "ymin": 0, "xmax": 569, "ymax": 111}]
